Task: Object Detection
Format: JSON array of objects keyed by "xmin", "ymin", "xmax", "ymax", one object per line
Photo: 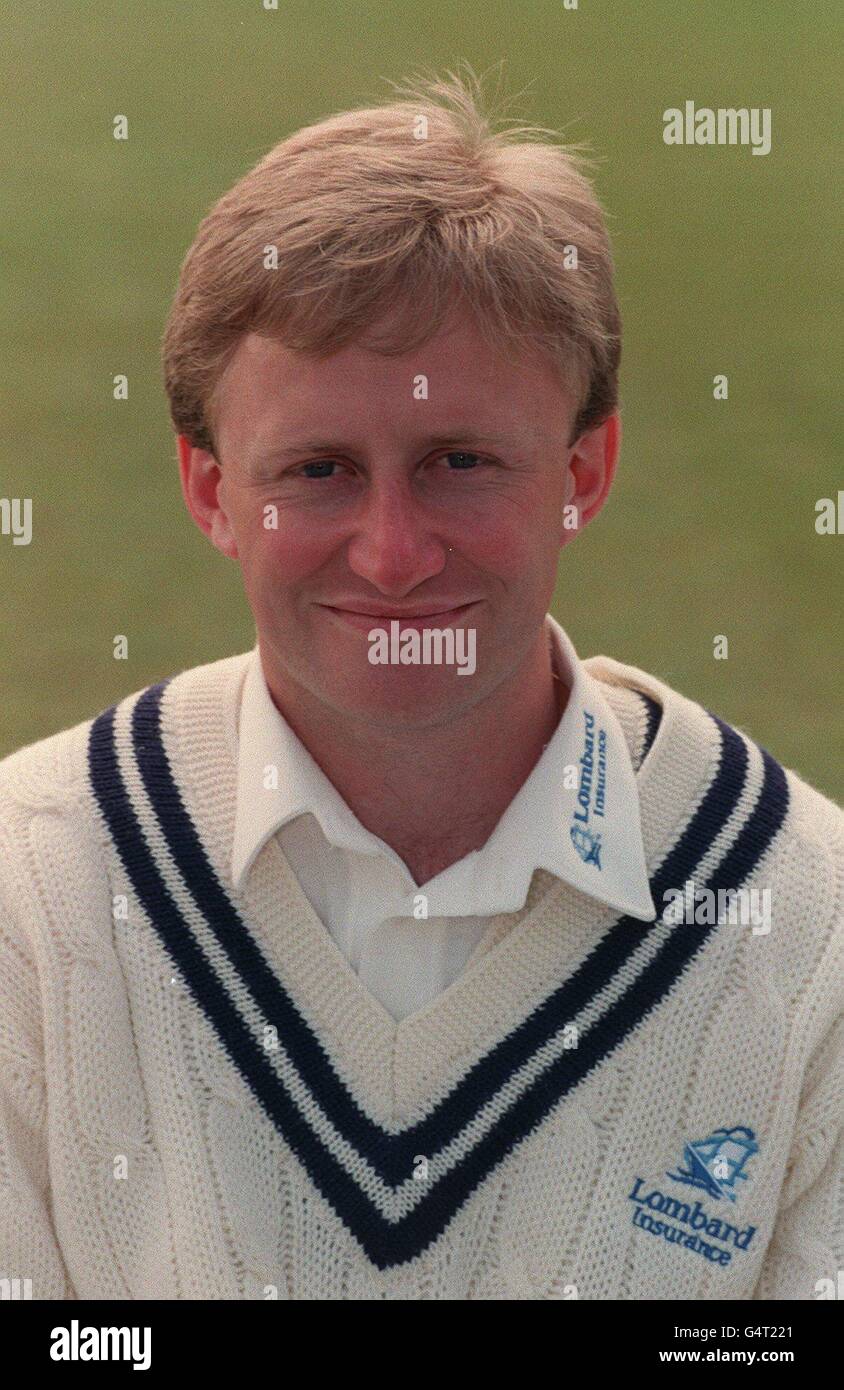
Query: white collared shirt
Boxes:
[{"xmin": 232, "ymin": 616, "xmax": 656, "ymax": 1021}]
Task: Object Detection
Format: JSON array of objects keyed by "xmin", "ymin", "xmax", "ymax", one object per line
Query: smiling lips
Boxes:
[{"xmin": 321, "ymin": 602, "xmax": 478, "ymax": 632}]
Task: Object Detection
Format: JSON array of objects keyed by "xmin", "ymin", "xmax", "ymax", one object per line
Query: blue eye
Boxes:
[
  {"xmin": 444, "ymin": 451, "xmax": 481, "ymax": 470},
  {"xmin": 296, "ymin": 452, "xmax": 483, "ymax": 481}
]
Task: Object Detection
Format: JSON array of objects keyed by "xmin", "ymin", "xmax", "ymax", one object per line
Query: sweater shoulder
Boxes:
[
  {"xmin": 588, "ymin": 652, "xmax": 844, "ymax": 990},
  {"xmin": 780, "ymin": 763, "xmax": 844, "ymax": 854},
  {"xmin": 588, "ymin": 651, "xmax": 844, "ymax": 839},
  {"xmin": 0, "ymin": 649, "xmax": 253, "ymax": 829}
]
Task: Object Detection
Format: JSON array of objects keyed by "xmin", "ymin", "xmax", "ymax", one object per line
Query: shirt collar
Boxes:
[{"xmin": 231, "ymin": 616, "xmax": 656, "ymax": 922}]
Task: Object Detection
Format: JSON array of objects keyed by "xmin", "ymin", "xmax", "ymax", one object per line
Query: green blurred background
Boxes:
[{"xmin": 1, "ymin": 0, "xmax": 841, "ymax": 798}]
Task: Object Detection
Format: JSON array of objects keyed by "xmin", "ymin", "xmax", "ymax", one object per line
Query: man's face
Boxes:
[{"xmin": 180, "ymin": 308, "xmax": 616, "ymax": 730}]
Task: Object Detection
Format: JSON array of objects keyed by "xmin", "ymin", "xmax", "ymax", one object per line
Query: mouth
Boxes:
[{"xmin": 319, "ymin": 602, "xmax": 480, "ymax": 632}]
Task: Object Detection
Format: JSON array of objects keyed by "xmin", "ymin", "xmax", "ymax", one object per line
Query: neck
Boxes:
[{"xmin": 260, "ymin": 627, "xmax": 568, "ymax": 886}]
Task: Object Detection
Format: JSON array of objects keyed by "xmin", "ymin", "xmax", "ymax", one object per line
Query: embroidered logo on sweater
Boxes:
[
  {"xmin": 627, "ymin": 1127, "xmax": 760, "ymax": 1267},
  {"xmin": 667, "ymin": 1125, "xmax": 759, "ymax": 1203},
  {"xmin": 628, "ymin": 1178, "xmax": 757, "ymax": 1266},
  {"xmin": 87, "ymin": 681, "xmax": 788, "ymax": 1272}
]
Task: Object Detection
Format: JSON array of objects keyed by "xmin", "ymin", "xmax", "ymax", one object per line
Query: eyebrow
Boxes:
[{"xmin": 250, "ymin": 431, "xmax": 519, "ymax": 463}]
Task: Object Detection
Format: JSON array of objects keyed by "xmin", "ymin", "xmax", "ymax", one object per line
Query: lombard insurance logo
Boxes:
[
  {"xmin": 569, "ymin": 709, "xmax": 607, "ymax": 869},
  {"xmin": 667, "ymin": 1125, "xmax": 759, "ymax": 1204},
  {"xmin": 570, "ymin": 822, "xmax": 602, "ymax": 867},
  {"xmin": 627, "ymin": 1125, "xmax": 760, "ymax": 1267}
]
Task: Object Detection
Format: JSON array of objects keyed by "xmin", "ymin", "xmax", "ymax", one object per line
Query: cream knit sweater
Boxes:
[{"xmin": 0, "ymin": 650, "xmax": 841, "ymax": 1300}]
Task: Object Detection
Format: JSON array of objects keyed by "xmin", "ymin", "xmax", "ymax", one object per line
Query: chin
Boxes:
[{"xmin": 329, "ymin": 670, "xmax": 481, "ymax": 729}]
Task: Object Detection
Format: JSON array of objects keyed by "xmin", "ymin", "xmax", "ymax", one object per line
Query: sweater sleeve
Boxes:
[
  {"xmin": 0, "ymin": 872, "xmax": 74, "ymax": 1299},
  {"xmin": 752, "ymin": 1013, "xmax": 844, "ymax": 1301}
]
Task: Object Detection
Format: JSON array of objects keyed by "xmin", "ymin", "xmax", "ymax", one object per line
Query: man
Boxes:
[{"xmin": 0, "ymin": 72, "xmax": 841, "ymax": 1301}]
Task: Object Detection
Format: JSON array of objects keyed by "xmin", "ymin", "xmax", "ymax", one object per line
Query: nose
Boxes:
[{"xmin": 345, "ymin": 478, "xmax": 448, "ymax": 595}]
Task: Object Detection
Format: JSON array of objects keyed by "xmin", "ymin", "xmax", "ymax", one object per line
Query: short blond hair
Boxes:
[{"xmin": 162, "ymin": 66, "xmax": 621, "ymax": 454}]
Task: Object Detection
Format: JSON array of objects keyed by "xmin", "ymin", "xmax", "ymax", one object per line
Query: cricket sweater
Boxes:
[{"xmin": 0, "ymin": 649, "xmax": 841, "ymax": 1300}]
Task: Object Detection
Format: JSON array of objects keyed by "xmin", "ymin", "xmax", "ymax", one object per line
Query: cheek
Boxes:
[
  {"xmin": 243, "ymin": 510, "xmax": 337, "ymax": 584},
  {"xmin": 458, "ymin": 499, "xmax": 558, "ymax": 579}
]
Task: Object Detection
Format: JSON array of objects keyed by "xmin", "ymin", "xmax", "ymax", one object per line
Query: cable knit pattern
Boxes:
[{"xmin": 0, "ymin": 649, "xmax": 841, "ymax": 1300}]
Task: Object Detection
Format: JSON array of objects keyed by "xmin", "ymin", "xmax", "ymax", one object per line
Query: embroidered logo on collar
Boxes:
[
  {"xmin": 570, "ymin": 822, "xmax": 602, "ymax": 867},
  {"xmin": 570, "ymin": 709, "xmax": 607, "ymax": 869},
  {"xmin": 88, "ymin": 682, "xmax": 788, "ymax": 1272},
  {"xmin": 667, "ymin": 1125, "xmax": 759, "ymax": 1203}
]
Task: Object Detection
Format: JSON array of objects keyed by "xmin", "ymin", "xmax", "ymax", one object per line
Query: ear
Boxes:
[
  {"xmin": 561, "ymin": 412, "xmax": 621, "ymax": 543},
  {"xmin": 177, "ymin": 434, "xmax": 239, "ymax": 560}
]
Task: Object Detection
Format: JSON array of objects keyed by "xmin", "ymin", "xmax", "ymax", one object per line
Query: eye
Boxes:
[
  {"xmin": 441, "ymin": 451, "xmax": 482, "ymax": 470},
  {"xmin": 300, "ymin": 460, "xmax": 339, "ymax": 479}
]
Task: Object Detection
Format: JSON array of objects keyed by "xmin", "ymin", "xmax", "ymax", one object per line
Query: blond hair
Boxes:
[{"xmin": 162, "ymin": 66, "xmax": 621, "ymax": 454}]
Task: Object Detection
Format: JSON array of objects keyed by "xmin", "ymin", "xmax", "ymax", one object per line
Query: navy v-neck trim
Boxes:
[{"xmin": 88, "ymin": 678, "xmax": 788, "ymax": 1270}]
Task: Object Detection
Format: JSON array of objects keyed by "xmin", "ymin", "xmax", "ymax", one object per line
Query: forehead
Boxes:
[{"xmin": 213, "ymin": 308, "xmax": 573, "ymax": 456}]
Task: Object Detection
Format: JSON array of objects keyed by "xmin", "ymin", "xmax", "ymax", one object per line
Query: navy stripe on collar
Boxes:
[{"xmin": 88, "ymin": 681, "xmax": 788, "ymax": 1270}]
